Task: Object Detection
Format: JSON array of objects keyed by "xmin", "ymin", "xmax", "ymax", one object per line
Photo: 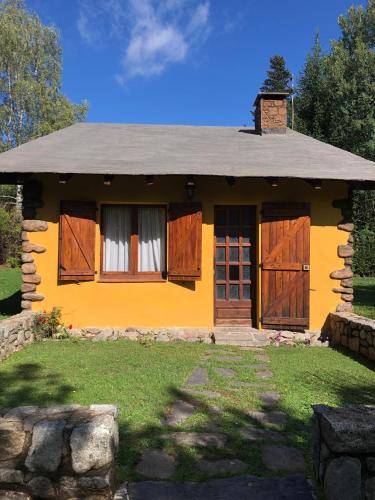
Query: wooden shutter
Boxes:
[
  {"xmin": 168, "ymin": 203, "xmax": 202, "ymax": 281},
  {"xmin": 261, "ymin": 203, "xmax": 310, "ymax": 330},
  {"xmin": 58, "ymin": 201, "xmax": 96, "ymax": 281}
]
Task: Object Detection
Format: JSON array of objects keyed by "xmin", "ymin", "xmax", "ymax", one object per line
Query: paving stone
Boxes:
[
  {"xmin": 216, "ymin": 355, "xmax": 243, "ymax": 361},
  {"xmin": 164, "ymin": 432, "xmax": 227, "ymax": 448},
  {"xmin": 255, "ymin": 370, "xmax": 273, "ymax": 379},
  {"xmin": 246, "ymin": 410, "xmax": 287, "ymax": 427},
  {"xmin": 184, "ymin": 389, "xmax": 222, "ymax": 399},
  {"xmin": 240, "ymin": 427, "xmax": 286, "ymax": 442},
  {"xmin": 261, "ymin": 445, "xmax": 305, "ymax": 472},
  {"xmin": 164, "ymin": 400, "xmax": 196, "ymax": 426},
  {"xmin": 254, "ymin": 355, "xmax": 271, "ymax": 362},
  {"xmin": 186, "ymin": 367, "xmax": 209, "ymax": 386},
  {"xmin": 214, "ymin": 367, "xmax": 235, "ymax": 378},
  {"xmin": 258, "ymin": 392, "xmax": 281, "ymax": 405},
  {"xmin": 198, "ymin": 459, "xmax": 247, "ymax": 475},
  {"xmin": 136, "ymin": 450, "xmax": 176, "ymax": 479},
  {"xmin": 231, "ymin": 381, "xmax": 276, "ymax": 389},
  {"xmin": 128, "ymin": 475, "xmax": 316, "ymax": 500}
]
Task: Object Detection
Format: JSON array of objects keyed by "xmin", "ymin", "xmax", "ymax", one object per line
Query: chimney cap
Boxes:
[{"xmin": 253, "ymin": 91, "xmax": 290, "ymax": 106}]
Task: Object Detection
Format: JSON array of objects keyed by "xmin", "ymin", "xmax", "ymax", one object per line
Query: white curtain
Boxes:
[
  {"xmin": 103, "ymin": 206, "xmax": 131, "ymax": 272},
  {"xmin": 138, "ymin": 207, "xmax": 165, "ymax": 272}
]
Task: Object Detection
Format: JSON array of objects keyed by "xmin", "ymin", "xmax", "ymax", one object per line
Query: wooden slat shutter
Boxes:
[
  {"xmin": 168, "ymin": 203, "xmax": 202, "ymax": 281},
  {"xmin": 58, "ymin": 201, "xmax": 96, "ymax": 281},
  {"xmin": 261, "ymin": 203, "xmax": 310, "ymax": 330}
]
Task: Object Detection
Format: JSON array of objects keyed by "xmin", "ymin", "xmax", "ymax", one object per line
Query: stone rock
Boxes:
[
  {"xmin": 78, "ymin": 476, "xmax": 110, "ymax": 489},
  {"xmin": 165, "ymin": 432, "xmax": 227, "ymax": 448},
  {"xmin": 21, "ymin": 301, "xmax": 31, "ymax": 310},
  {"xmin": 319, "ymin": 405, "xmax": 375, "ymax": 453},
  {"xmin": 186, "ymin": 367, "xmax": 209, "ymax": 386},
  {"xmin": 258, "ymin": 392, "xmax": 281, "ymax": 405},
  {"xmin": 341, "ymin": 278, "xmax": 353, "ymax": 288},
  {"xmin": 28, "ymin": 477, "xmax": 55, "ymax": 498},
  {"xmin": 341, "ymin": 294, "xmax": 354, "ymax": 302},
  {"xmin": 0, "ymin": 492, "xmax": 31, "ymax": 499},
  {"xmin": 337, "ymin": 222, "xmax": 354, "ymax": 232},
  {"xmin": 21, "ymin": 242, "xmax": 46, "ymax": 254},
  {"xmin": 21, "ymin": 293, "xmax": 44, "ymax": 302},
  {"xmin": 338, "ymin": 245, "xmax": 354, "ymax": 258},
  {"xmin": 136, "ymin": 450, "xmax": 176, "ymax": 479},
  {"xmin": 21, "ymin": 231, "xmax": 29, "ymax": 242},
  {"xmin": 366, "ymin": 457, "xmax": 375, "ymax": 473},
  {"xmin": 246, "ymin": 410, "xmax": 287, "ymax": 427},
  {"xmin": 240, "ymin": 427, "xmax": 286, "ymax": 442},
  {"xmin": 330, "ymin": 268, "xmax": 353, "ymax": 280},
  {"xmin": 324, "ymin": 457, "xmax": 361, "ymax": 500},
  {"xmin": 70, "ymin": 414, "xmax": 118, "ymax": 474},
  {"xmin": 255, "ymin": 370, "xmax": 273, "ymax": 379},
  {"xmin": 26, "ymin": 419, "xmax": 65, "ymax": 473},
  {"xmin": 22, "ymin": 274, "xmax": 41, "ymax": 285},
  {"xmin": 0, "ymin": 468, "xmax": 24, "ymax": 483},
  {"xmin": 214, "ymin": 368, "xmax": 235, "ymax": 378},
  {"xmin": 89, "ymin": 404, "xmax": 118, "ymax": 417},
  {"xmin": 22, "ymin": 220, "xmax": 48, "ymax": 232},
  {"xmin": 164, "ymin": 400, "xmax": 196, "ymax": 426},
  {"xmin": 336, "ymin": 302, "xmax": 354, "ymax": 313},
  {"xmin": 0, "ymin": 422, "xmax": 26, "ymax": 460},
  {"xmin": 21, "ymin": 283, "xmax": 36, "ymax": 293},
  {"xmin": 197, "ymin": 459, "xmax": 247, "ymax": 475},
  {"xmin": 21, "ymin": 253, "xmax": 34, "ymax": 264},
  {"xmin": 332, "ymin": 287, "xmax": 353, "ymax": 295},
  {"xmin": 261, "ymin": 445, "xmax": 305, "ymax": 472},
  {"xmin": 21, "ymin": 263, "xmax": 36, "ymax": 275}
]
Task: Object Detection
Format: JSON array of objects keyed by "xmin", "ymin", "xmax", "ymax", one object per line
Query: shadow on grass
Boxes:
[
  {"xmin": 0, "ymin": 290, "xmax": 22, "ymax": 318},
  {"xmin": 0, "ymin": 362, "xmax": 74, "ymax": 408},
  {"xmin": 353, "ymin": 281, "xmax": 375, "ymax": 309}
]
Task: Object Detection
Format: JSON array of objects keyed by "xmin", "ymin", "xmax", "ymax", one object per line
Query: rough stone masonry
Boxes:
[{"xmin": 0, "ymin": 405, "xmax": 118, "ymax": 499}]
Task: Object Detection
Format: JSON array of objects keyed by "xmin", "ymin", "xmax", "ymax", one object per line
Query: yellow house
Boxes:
[{"xmin": 0, "ymin": 92, "xmax": 374, "ymax": 335}]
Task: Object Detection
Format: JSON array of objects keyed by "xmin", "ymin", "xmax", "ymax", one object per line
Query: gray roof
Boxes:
[{"xmin": 0, "ymin": 122, "xmax": 374, "ymax": 181}]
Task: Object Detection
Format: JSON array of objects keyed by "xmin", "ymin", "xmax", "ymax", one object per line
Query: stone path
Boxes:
[{"xmin": 131, "ymin": 346, "xmax": 312, "ymax": 498}]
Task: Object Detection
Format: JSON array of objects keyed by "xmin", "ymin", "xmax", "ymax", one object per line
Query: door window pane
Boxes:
[
  {"xmin": 229, "ymin": 265, "xmax": 239, "ymax": 280},
  {"xmin": 103, "ymin": 206, "xmax": 131, "ymax": 272},
  {"xmin": 229, "ymin": 209, "xmax": 240, "ymax": 225},
  {"xmin": 138, "ymin": 207, "xmax": 165, "ymax": 272},
  {"xmin": 242, "ymin": 247, "xmax": 251, "ymax": 262},
  {"xmin": 229, "ymin": 227, "xmax": 239, "ymax": 243},
  {"xmin": 229, "ymin": 284, "xmax": 239, "ymax": 300},
  {"xmin": 215, "ymin": 227, "xmax": 226, "ymax": 244},
  {"xmin": 243, "ymin": 265, "xmax": 251, "ymax": 280},
  {"xmin": 229, "ymin": 247, "xmax": 239, "ymax": 262},
  {"xmin": 243, "ymin": 285, "xmax": 251, "ymax": 299},
  {"xmin": 216, "ymin": 265, "xmax": 226, "ymax": 280},
  {"xmin": 216, "ymin": 284, "xmax": 226, "ymax": 299},
  {"xmin": 216, "ymin": 247, "xmax": 226, "ymax": 262}
]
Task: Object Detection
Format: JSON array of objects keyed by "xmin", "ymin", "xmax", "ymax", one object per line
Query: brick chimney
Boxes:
[{"xmin": 254, "ymin": 92, "xmax": 289, "ymax": 135}]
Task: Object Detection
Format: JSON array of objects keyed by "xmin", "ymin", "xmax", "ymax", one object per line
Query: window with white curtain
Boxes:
[{"xmin": 102, "ymin": 205, "xmax": 166, "ymax": 278}]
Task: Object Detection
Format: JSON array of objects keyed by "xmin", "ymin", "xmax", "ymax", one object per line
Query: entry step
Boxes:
[{"xmin": 213, "ymin": 328, "xmax": 270, "ymax": 347}]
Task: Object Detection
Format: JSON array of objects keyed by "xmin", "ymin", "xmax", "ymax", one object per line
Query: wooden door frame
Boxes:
[{"xmin": 213, "ymin": 205, "xmax": 257, "ymax": 326}]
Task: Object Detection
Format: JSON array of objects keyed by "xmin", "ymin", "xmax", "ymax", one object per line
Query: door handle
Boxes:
[{"xmin": 303, "ymin": 264, "xmax": 310, "ymax": 271}]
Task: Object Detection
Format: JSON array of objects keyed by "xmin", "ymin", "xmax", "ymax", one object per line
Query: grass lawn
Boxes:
[
  {"xmin": 353, "ymin": 276, "xmax": 375, "ymax": 319},
  {"xmin": 0, "ymin": 340, "xmax": 374, "ymax": 484},
  {"xmin": 0, "ymin": 267, "xmax": 22, "ymax": 319}
]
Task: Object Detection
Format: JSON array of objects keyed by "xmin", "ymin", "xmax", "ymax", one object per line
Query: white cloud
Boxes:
[{"xmin": 77, "ymin": 0, "xmax": 210, "ymax": 81}]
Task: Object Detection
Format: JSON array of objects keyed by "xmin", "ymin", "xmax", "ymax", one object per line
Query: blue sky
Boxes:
[{"xmin": 28, "ymin": 0, "xmax": 357, "ymax": 126}]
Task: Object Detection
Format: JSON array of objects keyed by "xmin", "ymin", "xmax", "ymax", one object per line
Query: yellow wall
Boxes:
[{"xmin": 32, "ymin": 174, "xmax": 348, "ymax": 330}]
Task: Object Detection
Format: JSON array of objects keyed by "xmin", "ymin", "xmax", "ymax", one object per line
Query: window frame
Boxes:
[{"xmin": 99, "ymin": 204, "xmax": 167, "ymax": 282}]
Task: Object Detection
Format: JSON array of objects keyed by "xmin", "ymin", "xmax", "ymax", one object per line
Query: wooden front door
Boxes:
[
  {"xmin": 261, "ymin": 203, "xmax": 310, "ymax": 330},
  {"xmin": 214, "ymin": 206, "xmax": 256, "ymax": 326}
]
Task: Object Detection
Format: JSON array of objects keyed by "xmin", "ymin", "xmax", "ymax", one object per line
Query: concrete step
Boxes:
[
  {"xmin": 213, "ymin": 331, "xmax": 270, "ymax": 347},
  {"xmin": 213, "ymin": 327, "xmax": 260, "ymax": 334}
]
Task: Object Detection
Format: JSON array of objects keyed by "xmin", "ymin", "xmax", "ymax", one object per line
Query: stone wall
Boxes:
[
  {"xmin": 330, "ymin": 198, "xmax": 354, "ymax": 313},
  {"xmin": 328, "ymin": 312, "xmax": 375, "ymax": 361},
  {"xmin": 0, "ymin": 312, "xmax": 34, "ymax": 362},
  {"xmin": 312, "ymin": 404, "xmax": 375, "ymax": 500},
  {"xmin": 0, "ymin": 404, "xmax": 118, "ymax": 499}
]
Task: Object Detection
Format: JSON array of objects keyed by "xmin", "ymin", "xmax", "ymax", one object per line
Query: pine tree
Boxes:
[{"xmin": 260, "ymin": 55, "xmax": 292, "ymax": 93}]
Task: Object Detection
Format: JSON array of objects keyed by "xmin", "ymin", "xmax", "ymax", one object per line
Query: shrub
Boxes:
[
  {"xmin": 32, "ymin": 307, "xmax": 71, "ymax": 340},
  {"xmin": 0, "ymin": 206, "xmax": 21, "ymax": 265},
  {"xmin": 353, "ymin": 228, "xmax": 375, "ymax": 277}
]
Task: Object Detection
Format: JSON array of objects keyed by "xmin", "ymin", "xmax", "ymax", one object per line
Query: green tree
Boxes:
[
  {"xmin": 0, "ymin": 0, "xmax": 88, "ymax": 151},
  {"xmin": 261, "ymin": 55, "xmax": 292, "ymax": 93}
]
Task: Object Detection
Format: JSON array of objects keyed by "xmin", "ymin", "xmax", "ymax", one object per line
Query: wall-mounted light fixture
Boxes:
[
  {"xmin": 266, "ymin": 177, "xmax": 279, "ymax": 187},
  {"xmin": 306, "ymin": 179, "xmax": 322, "ymax": 190},
  {"xmin": 59, "ymin": 174, "xmax": 73, "ymax": 184},
  {"xmin": 146, "ymin": 175, "xmax": 155, "ymax": 186},
  {"xmin": 104, "ymin": 175, "xmax": 114, "ymax": 186},
  {"xmin": 185, "ymin": 175, "xmax": 195, "ymax": 200}
]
